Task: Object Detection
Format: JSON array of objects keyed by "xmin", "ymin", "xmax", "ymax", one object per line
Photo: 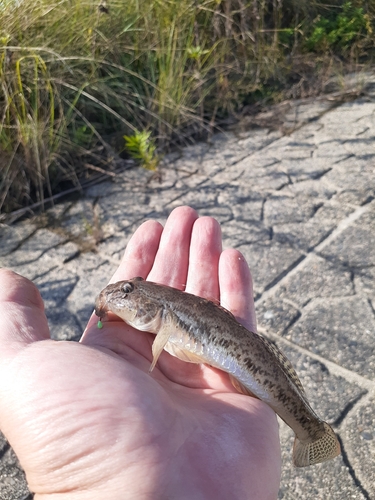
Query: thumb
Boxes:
[{"xmin": 0, "ymin": 269, "xmax": 50, "ymax": 362}]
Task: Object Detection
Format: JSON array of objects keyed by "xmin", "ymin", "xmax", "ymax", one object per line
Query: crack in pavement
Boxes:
[
  {"xmin": 336, "ymin": 434, "xmax": 372, "ymax": 500},
  {"xmin": 333, "ymin": 391, "xmax": 368, "ymax": 427}
]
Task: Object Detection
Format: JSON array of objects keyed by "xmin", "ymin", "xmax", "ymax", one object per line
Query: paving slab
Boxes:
[
  {"xmin": 331, "ymin": 189, "xmax": 375, "ymax": 207},
  {"xmin": 322, "ymin": 156, "xmax": 375, "ymax": 193},
  {"xmin": 1, "ymin": 73, "xmax": 375, "ymax": 500},
  {"xmin": 235, "ymin": 241, "xmax": 304, "ymax": 296},
  {"xmin": 2, "ymin": 228, "xmax": 67, "ymax": 267},
  {"xmin": 277, "ymin": 156, "xmax": 335, "ymax": 182},
  {"xmin": 278, "ymin": 255, "xmax": 354, "ymax": 307},
  {"xmin": 217, "ymin": 185, "xmax": 264, "ymax": 221},
  {"xmin": 264, "ymin": 194, "xmax": 322, "ymax": 225},
  {"xmin": 257, "ymin": 297, "xmax": 301, "ymax": 334},
  {"xmin": 286, "ymin": 297, "xmax": 375, "ymax": 379},
  {"xmin": 342, "ymin": 394, "xmax": 375, "ymax": 499},
  {"xmin": 354, "ymin": 266, "xmax": 375, "ymax": 299},
  {"xmin": 0, "ymin": 447, "xmax": 29, "ymax": 500},
  {"xmin": 272, "ymin": 202, "xmax": 356, "ymax": 251},
  {"xmin": 221, "ymin": 219, "xmax": 271, "ymax": 247},
  {"xmin": 0, "ymin": 222, "xmax": 37, "ymax": 257},
  {"xmin": 318, "ymin": 207, "xmax": 375, "ymax": 268},
  {"xmin": 281, "ymin": 178, "xmax": 336, "ymax": 200}
]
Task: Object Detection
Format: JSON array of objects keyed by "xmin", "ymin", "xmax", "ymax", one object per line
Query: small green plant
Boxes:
[
  {"xmin": 305, "ymin": 2, "xmax": 371, "ymax": 53},
  {"xmin": 186, "ymin": 45, "xmax": 209, "ymax": 61},
  {"xmin": 123, "ymin": 130, "xmax": 159, "ymax": 171}
]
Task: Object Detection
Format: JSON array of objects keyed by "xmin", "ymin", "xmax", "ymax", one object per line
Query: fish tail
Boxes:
[{"xmin": 293, "ymin": 422, "xmax": 341, "ymax": 467}]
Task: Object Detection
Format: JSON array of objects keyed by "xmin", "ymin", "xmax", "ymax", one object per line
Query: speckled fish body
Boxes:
[{"xmin": 95, "ymin": 277, "xmax": 341, "ymax": 467}]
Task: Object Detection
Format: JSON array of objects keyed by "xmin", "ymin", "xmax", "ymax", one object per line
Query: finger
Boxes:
[
  {"xmin": 218, "ymin": 249, "xmax": 257, "ymax": 332},
  {"xmin": 110, "ymin": 219, "xmax": 164, "ymax": 283},
  {"xmin": 147, "ymin": 206, "xmax": 198, "ymax": 289},
  {"xmin": 185, "ymin": 217, "xmax": 222, "ymax": 300},
  {"xmin": 0, "ymin": 269, "xmax": 50, "ymax": 361}
]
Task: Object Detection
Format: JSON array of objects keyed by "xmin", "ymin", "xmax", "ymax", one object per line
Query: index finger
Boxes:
[{"xmin": 219, "ymin": 249, "xmax": 257, "ymax": 333}]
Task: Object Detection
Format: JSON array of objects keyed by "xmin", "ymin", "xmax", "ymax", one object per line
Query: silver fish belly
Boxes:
[{"xmin": 95, "ymin": 277, "xmax": 341, "ymax": 467}]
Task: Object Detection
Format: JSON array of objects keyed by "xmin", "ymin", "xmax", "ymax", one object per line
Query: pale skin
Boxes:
[{"xmin": 0, "ymin": 206, "xmax": 281, "ymax": 500}]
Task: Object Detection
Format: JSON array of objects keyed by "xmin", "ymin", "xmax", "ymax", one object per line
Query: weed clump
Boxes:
[
  {"xmin": 123, "ymin": 131, "xmax": 158, "ymax": 171},
  {"xmin": 305, "ymin": 2, "xmax": 372, "ymax": 52}
]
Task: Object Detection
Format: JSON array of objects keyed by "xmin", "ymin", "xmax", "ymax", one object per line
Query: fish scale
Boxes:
[{"xmin": 95, "ymin": 277, "xmax": 341, "ymax": 467}]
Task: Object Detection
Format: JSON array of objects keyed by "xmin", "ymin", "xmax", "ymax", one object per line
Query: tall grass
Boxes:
[{"xmin": 0, "ymin": 0, "xmax": 374, "ymax": 214}]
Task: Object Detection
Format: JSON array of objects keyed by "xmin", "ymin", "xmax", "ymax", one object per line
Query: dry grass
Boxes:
[{"xmin": 0, "ymin": 0, "xmax": 374, "ymax": 214}]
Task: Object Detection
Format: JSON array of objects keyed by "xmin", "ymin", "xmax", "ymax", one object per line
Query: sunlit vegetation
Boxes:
[{"xmin": 0, "ymin": 0, "xmax": 374, "ymax": 213}]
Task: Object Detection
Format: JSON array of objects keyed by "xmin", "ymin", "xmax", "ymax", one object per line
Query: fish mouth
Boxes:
[{"xmin": 94, "ymin": 291, "xmax": 109, "ymax": 319}]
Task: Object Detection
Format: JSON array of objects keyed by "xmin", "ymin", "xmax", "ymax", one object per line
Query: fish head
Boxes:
[
  {"xmin": 95, "ymin": 277, "xmax": 164, "ymax": 332},
  {"xmin": 95, "ymin": 277, "xmax": 145, "ymax": 324}
]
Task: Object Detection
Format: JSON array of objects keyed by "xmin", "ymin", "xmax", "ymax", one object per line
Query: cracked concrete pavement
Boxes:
[{"xmin": 0, "ymin": 73, "xmax": 374, "ymax": 499}]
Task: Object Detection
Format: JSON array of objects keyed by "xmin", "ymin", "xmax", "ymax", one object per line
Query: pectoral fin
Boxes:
[{"xmin": 149, "ymin": 321, "xmax": 175, "ymax": 372}]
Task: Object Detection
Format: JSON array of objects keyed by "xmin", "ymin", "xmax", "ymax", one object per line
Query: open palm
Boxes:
[{"xmin": 0, "ymin": 206, "xmax": 281, "ymax": 500}]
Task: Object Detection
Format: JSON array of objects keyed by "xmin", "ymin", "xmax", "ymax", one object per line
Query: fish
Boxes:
[{"xmin": 94, "ymin": 277, "xmax": 341, "ymax": 467}]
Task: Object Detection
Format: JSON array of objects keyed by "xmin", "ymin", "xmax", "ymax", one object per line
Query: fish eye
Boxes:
[{"xmin": 122, "ymin": 282, "xmax": 134, "ymax": 294}]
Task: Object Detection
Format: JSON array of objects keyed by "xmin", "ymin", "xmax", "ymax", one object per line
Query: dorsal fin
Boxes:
[{"xmin": 259, "ymin": 335, "xmax": 307, "ymax": 397}]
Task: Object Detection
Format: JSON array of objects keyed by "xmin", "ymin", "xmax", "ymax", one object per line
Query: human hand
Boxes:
[{"xmin": 0, "ymin": 206, "xmax": 281, "ymax": 500}]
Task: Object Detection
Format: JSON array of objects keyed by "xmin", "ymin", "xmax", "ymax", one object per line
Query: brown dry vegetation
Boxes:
[{"xmin": 0, "ymin": 0, "xmax": 374, "ymax": 215}]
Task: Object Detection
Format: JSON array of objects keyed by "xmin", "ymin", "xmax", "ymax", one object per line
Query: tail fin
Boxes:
[{"xmin": 293, "ymin": 422, "xmax": 341, "ymax": 467}]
